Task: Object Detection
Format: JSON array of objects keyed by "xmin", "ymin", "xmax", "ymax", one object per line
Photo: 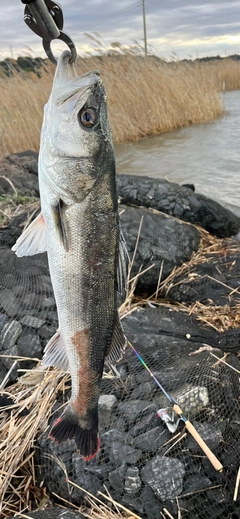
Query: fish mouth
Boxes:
[{"xmin": 53, "ymin": 50, "xmax": 100, "ymax": 93}]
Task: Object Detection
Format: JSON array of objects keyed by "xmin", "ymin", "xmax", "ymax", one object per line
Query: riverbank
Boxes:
[{"xmin": 1, "ymin": 52, "xmax": 240, "ymax": 159}]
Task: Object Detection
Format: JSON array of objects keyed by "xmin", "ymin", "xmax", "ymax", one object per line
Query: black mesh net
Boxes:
[{"xmin": 0, "ymin": 248, "xmax": 239, "ymax": 519}]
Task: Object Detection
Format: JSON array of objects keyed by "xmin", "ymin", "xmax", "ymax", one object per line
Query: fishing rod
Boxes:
[{"xmin": 128, "ymin": 341, "xmax": 223, "ymax": 472}]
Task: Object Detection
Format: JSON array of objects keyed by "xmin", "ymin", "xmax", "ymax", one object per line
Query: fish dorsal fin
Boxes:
[
  {"xmin": 42, "ymin": 330, "xmax": 69, "ymax": 372},
  {"xmin": 12, "ymin": 213, "xmax": 47, "ymax": 257},
  {"xmin": 105, "ymin": 313, "xmax": 127, "ymax": 368},
  {"xmin": 117, "ymin": 227, "xmax": 129, "ymax": 295}
]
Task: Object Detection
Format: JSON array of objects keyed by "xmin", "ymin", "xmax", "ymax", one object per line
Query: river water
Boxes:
[{"xmin": 115, "ymin": 90, "xmax": 240, "ymax": 217}]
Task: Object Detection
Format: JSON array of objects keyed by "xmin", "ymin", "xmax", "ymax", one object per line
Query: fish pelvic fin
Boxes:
[
  {"xmin": 49, "ymin": 405, "xmax": 99, "ymax": 460},
  {"xmin": 12, "ymin": 213, "xmax": 47, "ymax": 257},
  {"xmin": 106, "ymin": 313, "xmax": 127, "ymax": 368},
  {"xmin": 42, "ymin": 330, "xmax": 69, "ymax": 372}
]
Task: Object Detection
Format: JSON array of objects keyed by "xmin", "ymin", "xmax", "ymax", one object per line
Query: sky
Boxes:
[{"xmin": 1, "ymin": 0, "xmax": 240, "ymax": 61}]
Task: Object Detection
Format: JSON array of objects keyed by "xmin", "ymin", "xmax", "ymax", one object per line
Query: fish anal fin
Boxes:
[
  {"xmin": 106, "ymin": 313, "xmax": 127, "ymax": 368},
  {"xmin": 51, "ymin": 199, "xmax": 68, "ymax": 252},
  {"xmin": 12, "ymin": 213, "xmax": 47, "ymax": 257},
  {"xmin": 49, "ymin": 405, "xmax": 100, "ymax": 460},
  {"xmin": 42, "ymin": 330, "xmax": 69, "ymax": 372}
]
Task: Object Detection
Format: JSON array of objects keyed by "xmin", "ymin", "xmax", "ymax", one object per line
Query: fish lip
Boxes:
[{"xmin": 53, "ymin": 50, "xmax": 101, "ymax": 89}]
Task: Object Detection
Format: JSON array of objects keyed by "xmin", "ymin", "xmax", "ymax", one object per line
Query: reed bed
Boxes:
[{"xmin": 1, "ymin": 47, "xmax": 240, "ymax": 160}]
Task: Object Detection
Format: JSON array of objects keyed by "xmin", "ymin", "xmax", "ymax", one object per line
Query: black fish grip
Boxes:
[{"xmin": 21, "ymin": 0, "xmax": 77, "ymax": 64}]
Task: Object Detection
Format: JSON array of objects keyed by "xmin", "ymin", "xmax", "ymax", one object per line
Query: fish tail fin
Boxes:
[{"xmin": 49, "ymin": 406, "xmax": 99, "ymax": 460}]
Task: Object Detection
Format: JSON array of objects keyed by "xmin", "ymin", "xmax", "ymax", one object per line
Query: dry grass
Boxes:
[
  {"xmin": 2, "ymin": 45, "xmax": 240, "ymax": 159},
  {"xmin": 0, "ymin": 359, "xmax": 141, "ymax": 519},
  {"xmin": 0, "ymin": 361, "xmax": 70, "ymax": 517}
]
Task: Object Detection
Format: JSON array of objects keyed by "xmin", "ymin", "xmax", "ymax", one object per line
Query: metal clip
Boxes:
[{"xmin": 22, "ymin": 0, "xmax": 77, "ymax": 64}]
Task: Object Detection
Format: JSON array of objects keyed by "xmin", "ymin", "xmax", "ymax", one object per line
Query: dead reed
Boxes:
[{"xmin": 2, "ymin": 46, "xmax": 240, "ymax": 159}]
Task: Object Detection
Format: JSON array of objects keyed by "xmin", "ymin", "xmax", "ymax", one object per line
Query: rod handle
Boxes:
[{"xmin": 173, "ymin": 404, "xmax": 223, "ymax": 472}]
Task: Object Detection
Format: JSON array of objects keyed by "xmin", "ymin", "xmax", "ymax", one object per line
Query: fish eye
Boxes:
[{"xmin": 79, "ymin": 107, "xmax": 97, "ymax": 128}]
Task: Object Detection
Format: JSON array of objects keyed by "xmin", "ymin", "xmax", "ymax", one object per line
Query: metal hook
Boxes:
[{"xmin": 43, "ymin": 31, "xmax": 77, "ymax": 64}]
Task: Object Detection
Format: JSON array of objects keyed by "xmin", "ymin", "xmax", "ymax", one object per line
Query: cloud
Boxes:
[{"xmin": 0, "ymin": 1, "xmax": 240, "ymax": 59}]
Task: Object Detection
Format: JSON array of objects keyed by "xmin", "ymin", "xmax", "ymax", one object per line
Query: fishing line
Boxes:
[{"xmin": 128, "ymin": 341, "xmax": 223, "ymax": 472}]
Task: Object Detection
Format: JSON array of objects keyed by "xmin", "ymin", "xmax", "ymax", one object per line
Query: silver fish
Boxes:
[{"xmin": 12, "ymin": 51, "xmax": 127, "ymax": 459}]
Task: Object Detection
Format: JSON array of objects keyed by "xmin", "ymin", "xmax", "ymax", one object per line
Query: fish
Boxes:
[{"xmin": 12, "ymin": 50, "xmax": 127, "ymax": 460}]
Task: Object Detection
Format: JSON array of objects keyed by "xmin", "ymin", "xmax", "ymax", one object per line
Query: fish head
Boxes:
[{"xmin": 40, "ymin": 51, "xmax": 114, "ymax": 201}]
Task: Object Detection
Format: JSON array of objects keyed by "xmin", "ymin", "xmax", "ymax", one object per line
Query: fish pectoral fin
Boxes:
[
  {"xmin": 42, "ymin": 330, "xmax": 69, "ymax": 372},
  {"xmin": 11, "ymin": 213, "xmax": 47, "ymax": 257},
  {"xmin": 106, "ymin": 313, "xmax": 127, "ymax": 368},
  {"xmin": 51, "ymin": 199, "xmax": 69, "ymax": 252},
  {"xmin": 117, "ymin": 227, "xmax": 129, "ymax": 295}
]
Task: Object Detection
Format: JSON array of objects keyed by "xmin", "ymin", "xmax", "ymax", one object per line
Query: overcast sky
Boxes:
[{"xmin": 1, "ymin": 1, "xmax": 240, "ymax": 60}]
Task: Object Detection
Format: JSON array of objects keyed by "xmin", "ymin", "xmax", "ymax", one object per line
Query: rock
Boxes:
[
  {"xmin": 17, "ymin": 330, "xmax": 42, "ymax": 358},
  {"xmin": 0, "ymin": 313, "xmax": 7, "ymax": 331},
  {"xmin": 117, "ymin": 174, "xmax": 240, "ymax": 238},
  {"xmin": 124, "ymin": 466, "xmax": 141, "ymax": 493},
  {"xmin": 0, "ymin": 319, "xmax": 22, "ymax": 349},
  {"xmin": 141, "ymin": 455, "xmax": 185, "ymax": 500},
  {"xmin": 20, "ymin": 315, "xmax": 45, "ymax": 329},
  {"xmin": 8, "ymin": 506, "xmax": 85, "ymax": 519},
  {"xmin": 101, "ymin": 428, "xmax": 126, "ymax": 445},
  {"xmin": 120, "ymin": 205, "xmax": 200, "ymax": 291},
  {"xmin": 132, "ymin": 425, "xmax": 167, "ymax": 452},
  {"xmin": 163, "ymin": 242, "xmax": 240, "ymax": 306},
  {"xmin": 141, "ymin": 486, "xmax": 163, "ymax": 519},
  {"xmin": 109, "ymin": 462, "xmax": 126, "ymax": 492},
  {"xmin": 154, "ymin": 384, "xmax": 209, "ymax": 417},
  {"xmin": 118, "ymin": 399, "xmax": 157, "ymax": 424},
  {"xmin": 7, "ymin": 150, "xmax": 38, "ymax": 176},
  {"xmin": 110, "ymin": 442, "xmax": 142, "ymax": 465},
  {"xmin": 183, "ymin": 474, "xmax": 212, "ymax": 494},
  {"xmin": 98, "ymin": 394, "xmax": 117, "ymax": 412},
  {"xmin": 185, "ymin": 422, "xmax": 222, "ymax": 452},
  {"xmin": 0, "ymin": 289, "xmax": 24, "ymax": 316},
  {"xmin": 0, "ymin": 151, "xmax": 39, "ymax": 196},
  {"xmin": 128, "ymin": 412, "xmax": 159, "ymax": 439}
]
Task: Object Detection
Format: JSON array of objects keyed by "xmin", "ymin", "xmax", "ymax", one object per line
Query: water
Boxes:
[{"xmin": 115, "ymin": 90, "xmax": 240, "ymax": 216}]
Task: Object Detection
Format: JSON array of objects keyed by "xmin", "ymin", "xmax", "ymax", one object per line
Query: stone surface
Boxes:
[
  {"xmin": 117, "ymin": 174, "xmax": 240, "ymax": 238},
  {"xmin": 141, "ymin": 455, "xmax": 185, "ymax": 500},
  {"xmin": 0, "ymin": 319, "xmax": 22, "ymax": 349},
  {"xmin": 9, "ymin": 506, "xmax": 85, "ymax": 519},
  {"xmin": 120, "ymin": 205, "xmax": 200, "ymax": 291}
]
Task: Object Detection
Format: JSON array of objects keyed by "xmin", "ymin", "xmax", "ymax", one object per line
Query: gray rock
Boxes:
[
  {"xmin": 98, "ymin": 394, "xmax": 117, "ymax": 411},
  {"xmin": 120, "ymin": 205, "xmax": 200, "ymax": 291},
  {"xmin": 118, "ymin": 399, "xmax": 157, "ymax": 424},
  {"xmin": 8, "ymin": 506, "xmax": 85, "ymax": 519},
  {"xmin": 141, "ymin": 455, "xmax": 185, "ymax": 500},
  {"xmin": 0, "ymin": 319, "xmax": 22, "ymax": 349},
  {"xmin": 0, "ymin": 313, "xmax": 7, "ymax": 331},
  {"xmin": 109, "ymin": 461, "xmax": 126, "ymax": 492},
  {"xmin": 0, "ymin": 289, "xmax": 23, "ymax": 316},
  {"xmin": 17, "ymin": 330, "xmax": 42, "ymax": 358},
  {"xmin": 20, "ymin": 315, "xmax": 45, "ymax": 329},
  {"xmin": 124, "ymin": 466, "xmax": 141, "ymax": 493},
  {"xmin": 132, "ymin": 426, "xmax": 167, "ymax": 452},
  {"xmin": 141, "ymin": 486, "xmax": 163, "ymax": 519},
  {"xmin": 110, "ymin": 442, "xmax": 142, "ymax": 465},
  {"xmin": 117, "ymin": 174, "xmax": 240, "ymax": 238},
  {"xmin": 183, "ymin": 474, "xmax": 212, "ymax": 494},
  {"xmin": 185, "ymin": 422, "xmax": 222, "ymax": 452},
  {"xmin": 128, "ymin": 412, "xmax": 159, "ymax": 439},
  {"xmin": 101, "ymin": 428, "xmax": 125, "ymax": 445}
]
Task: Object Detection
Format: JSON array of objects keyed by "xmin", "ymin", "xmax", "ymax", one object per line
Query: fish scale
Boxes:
[{"xmin": 12, "ymin": 50, "xmax": 127, "ymax": 459}]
